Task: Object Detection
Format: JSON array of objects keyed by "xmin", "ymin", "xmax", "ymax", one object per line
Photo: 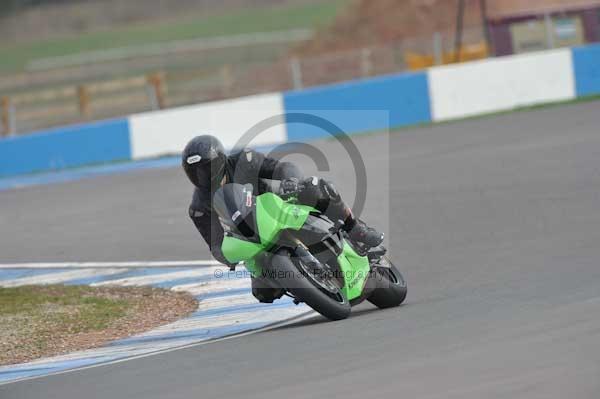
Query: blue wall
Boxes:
[
  {"xmin": 3, "ymin": 43, "xmax": 600, "ymax": 179},
  {"xmin": 0, "ymin": 119, "xmax": 131, "ymax": 177},
  {"xmin": 283, "ymin": 72, "xmax": 431, "ymax": 141},
  {"xmin": 572, "ymin": 43, "xmax": 600, "ymax": 97}
]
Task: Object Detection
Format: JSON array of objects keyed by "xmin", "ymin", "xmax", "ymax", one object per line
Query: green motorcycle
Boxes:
[{"xmin": 214, "ymin": 182, "xmax": 407, "ymax": 321}]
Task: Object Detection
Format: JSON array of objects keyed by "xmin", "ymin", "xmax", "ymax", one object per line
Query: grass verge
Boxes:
[
  {"xmin": 0, "ymin": 0, "xmax": 350, "ymax": 73},
  {"xmin": 0, "ymin": 284, "xmax": 198, "ymax": 366}
]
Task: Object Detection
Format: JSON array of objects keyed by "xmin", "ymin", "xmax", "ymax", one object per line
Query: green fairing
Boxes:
[
  {"xmin": 220, "ymin": 193, "xmax": 313, "ymax": 273},
  {"xmin": 221, "ymin": 236, "xmax": 263, "ymax": 265},
  {"xmin": 255, "ymin": 193, "xmax": 313, "ymax": 245},
  {"xmin": 337, "ymin": 240, "xmax": 370, "ymax": 300},
  {"xmin": 220, "ymin": 192, "xmax": 369, "ymax": 299},
  {"xmin": 243, "ymin": 258, "xmax": 259, "ymax": 277}
]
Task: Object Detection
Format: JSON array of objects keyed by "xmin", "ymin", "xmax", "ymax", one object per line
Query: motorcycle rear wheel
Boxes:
[{"xmin": 367, "ymin": 257, "xmax": 407, "ymax": 309}]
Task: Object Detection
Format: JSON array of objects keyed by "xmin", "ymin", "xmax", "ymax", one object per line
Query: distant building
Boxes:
[{"xmin": 487, "ymin": 0, "xmax": 600, "ymax": 55}]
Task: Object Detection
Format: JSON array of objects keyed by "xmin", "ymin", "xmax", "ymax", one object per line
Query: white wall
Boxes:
[
  {"xmin": 129, "ymin": 93, "xmax": 287, "ymax": 160},
  {"xmin": 428, "ymin": 48, "xmax": 576, "ymax": 122}
]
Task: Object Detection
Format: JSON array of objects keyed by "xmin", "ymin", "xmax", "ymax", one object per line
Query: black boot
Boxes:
[{"xmin": 347, "ymin": 220, "xmax": 384, "ymax": 249}]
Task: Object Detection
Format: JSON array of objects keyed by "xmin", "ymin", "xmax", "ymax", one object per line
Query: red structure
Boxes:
[{"xmin": 487, "ymin": 0, "xmax": 600, "ymax": 55}]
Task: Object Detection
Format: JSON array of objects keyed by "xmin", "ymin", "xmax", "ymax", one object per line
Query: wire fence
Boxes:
[
  {"xmin": 0, "ymin": 21, "xmax": 597, "ymax": 136},
  {"xmin": 0, "ymin": 28, "xmax": 489, "ymax": 135}
]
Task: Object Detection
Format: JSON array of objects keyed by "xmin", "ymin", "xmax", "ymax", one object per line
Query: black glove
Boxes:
[{"xmin": 279, "ymin": 177, "xmax": 303, "ymax": 199}]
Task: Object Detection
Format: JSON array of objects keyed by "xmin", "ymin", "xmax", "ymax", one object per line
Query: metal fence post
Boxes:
[
  {"xmin": 454, "ymin": 0, "xmax": 466, "ymax": 63},
  {"xmin": 289, "ymin": 57, "xmax": 303, "ymax": 90},
  {"xmin": 361, "ymin": 48, "xmax": 373, "ymax": 77},
  {"xmin": 77, "ymin": 85, "xmax": 91, "ymax": 119},
  {"xmin": 1, "ymin": 97, "xmax": 9, "ymax": 137},
  {"xmin": 1, "ymin": 97, "xmax": 16, "ymax": 136},
  {"xmin": 433, "ymin": 32, "xmax": 443, "ymax": 65},
  {"xmin": 544, "ymin": 13, "xmax": 555, "ymax": 49},
  {"xmin": 147, "ymin": 73, "xmax": 166, "ymax": 110},
  {"xmin": 221, "ymin": 65, "xmax": 233, "ymax": 97}
]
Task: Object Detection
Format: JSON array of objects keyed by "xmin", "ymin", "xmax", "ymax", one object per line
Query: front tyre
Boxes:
[
  {"xmin": 271, "ymin": 250, "xmax": 351, "ymax": 321},
  {"xmin": 368, "ymin": 257, "xmax": 407, "ymax": 309}
]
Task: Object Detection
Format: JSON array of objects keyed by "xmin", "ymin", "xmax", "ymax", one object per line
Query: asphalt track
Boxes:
[{"xmin": 2, "ymin": 100, "xmax": 600, "ymax": 398}]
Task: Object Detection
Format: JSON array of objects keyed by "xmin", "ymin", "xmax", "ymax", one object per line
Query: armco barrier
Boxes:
[
  {"xmin": 283, "ymin": 71, "xmax": 431, "ymax": 141},
  {"xmin": 572, "ymin": 43, "xmax": 600, "ymax": 97},
  {"xmin": 0, "ymin": 118, "xmax": 130, "ymax": 177},
  {"xmin": 2, "ymin": 44, "xmax": 600, "ymax": 179}
]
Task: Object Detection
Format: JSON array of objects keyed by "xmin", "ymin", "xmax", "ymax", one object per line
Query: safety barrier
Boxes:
[
  {"xmin": 283, "ymin": 71, "xmax": 430, "ymax": 141},
  {"xmin": 128, "ymin": 93, "xmax": 287, "ymax": 160},
  {"xmin": 0, "ymin": 119, "xmax": 130, "ymax": 176},
  {"xmin": 572, "ymin": 43, "xmax": 600, "ymax": 97},
  {"xmin": 1, "ymin": 43, "xmax": 600, "ymax": 178},
  {"xmin": 428, "ymin": 48, "xmax": 576, "ymax": 121}
]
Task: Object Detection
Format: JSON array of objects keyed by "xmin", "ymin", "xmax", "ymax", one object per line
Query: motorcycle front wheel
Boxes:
[{"xmin": 270, "ymin": 249, "xmax": 351, "ymax": 321}]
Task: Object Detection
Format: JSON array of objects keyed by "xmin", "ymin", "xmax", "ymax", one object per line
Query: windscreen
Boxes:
[{"xmin": 213, "ymin": 183, "xmax": 258, "ymax": 239}]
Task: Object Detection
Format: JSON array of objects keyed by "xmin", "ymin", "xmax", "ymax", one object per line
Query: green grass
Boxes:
[
  {"xmin": 0, "ymin": 285, "xmax": 130, "ymax": 362},
  {"xmin": 0, "ymin": 0, "xmax": 349, "ymax": 73},
  {"xmin": 0, "ymin": 284, "xmax": 198, "ymax": 365},
  {"xmin": 0, "ymin": 285, "xmax": 129, "ymax": 332}
]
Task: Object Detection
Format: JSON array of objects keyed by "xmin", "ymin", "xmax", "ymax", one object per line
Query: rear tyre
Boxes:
[
  {"xmin": 368, "ymin": 257, "xmax": 407, "ymax": 309},
  {"xmin": 271, "ymin": 250, "xmax": 351, "ymax": 321}
]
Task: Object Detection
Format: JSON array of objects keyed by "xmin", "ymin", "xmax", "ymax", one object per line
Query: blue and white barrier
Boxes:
[
  {"xmin": 0, "ymin": 118, "xmax": 131, "ymax": 176},
  {"xmin": 572, "ymin": 43, "xmax": 600, "ymax": 97},
  {"xmin": 283, "ymin": 71, "xmax": 431, "ymax": 141},
  {"xmin": 428, "ymin": 48, "xmax": 575, "ymax": 121},
  {"xmin": 1, "ymin": 43, "xmax": 600, "ymax": 178},
  {"xmin": 129, "ymin": 93, "xmax": 287, "ymax": 160}
]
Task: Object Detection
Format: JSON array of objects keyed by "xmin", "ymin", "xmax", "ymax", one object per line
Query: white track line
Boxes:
[
  {"xmin": 0, "ymin": 310, "xmax": 316, "ymax": 387},
  {"xmin": 90, "ymin": 267, "xmax": 221, "ymax": 287},
  {"xmin": 0, "ymin": 260, "xmax": 222, "ymax": 269},
  {"xmin": 0, "ymin": 269, "xmax": 127, "ymax": 288},
  {"xmin": 172, "ymin": 278, "xmax": 251, "ymax": 296}
]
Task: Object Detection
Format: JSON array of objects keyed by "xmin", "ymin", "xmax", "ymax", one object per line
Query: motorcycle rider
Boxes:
[{"xmin": 183, "ymin": 135, "xmax": 384, "ymax": 303}]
